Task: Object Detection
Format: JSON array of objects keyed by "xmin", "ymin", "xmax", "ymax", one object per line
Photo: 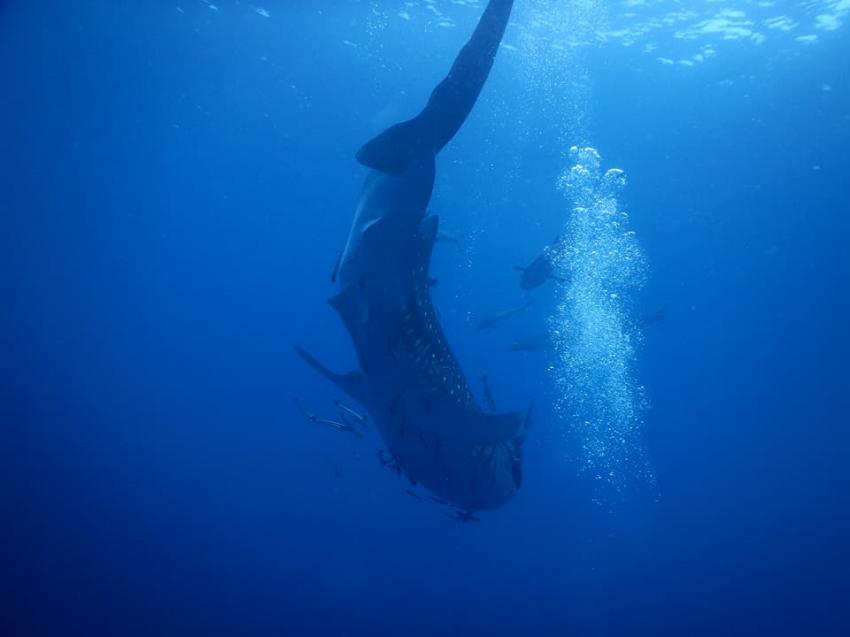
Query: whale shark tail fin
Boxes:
[
  {"xmin": 356, "ymin": 117, "xmax": 432, "ymax": 174},
  {"xmin": 356, "ymin": 0, "xmax": 515, "ymax": 173},
  {"xmin": 295, "ymin": 346, "xmax": 366, "ymax": 405}
]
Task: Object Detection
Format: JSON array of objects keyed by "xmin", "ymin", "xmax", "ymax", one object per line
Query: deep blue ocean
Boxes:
[{"xmin": 2, "ymin": 1, "xmax": 849, "ymax": 635}]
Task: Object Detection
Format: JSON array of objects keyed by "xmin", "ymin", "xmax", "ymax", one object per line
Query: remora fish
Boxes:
[
  {"xmin": 476, "ymin": 299, "xmax": 533, "ymax": 331},
  {"xmin": 297, "ymin": 0, "xmax": 522, "ymax": 511}
]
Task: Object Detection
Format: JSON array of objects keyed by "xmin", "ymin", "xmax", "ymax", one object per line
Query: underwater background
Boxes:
[{"xmin": 2, "ymin": 1, "xmax": 848, "ymax": 635}]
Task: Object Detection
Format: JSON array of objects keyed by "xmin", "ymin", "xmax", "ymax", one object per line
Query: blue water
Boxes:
[{"xmin": 2, "ymin": 1, "xmax": 848, "ymax": 635}]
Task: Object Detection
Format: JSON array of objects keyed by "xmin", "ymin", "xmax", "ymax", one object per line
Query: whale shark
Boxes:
[{"xmin": 297, "ymin": 0, "xmax": 522, "ymax": 512}]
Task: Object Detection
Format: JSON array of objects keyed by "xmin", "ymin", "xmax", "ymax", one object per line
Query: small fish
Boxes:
[
  {"xmin": 317, "ymin": 417, "xmax": 363, "ymax": 438},
  {"xmin": 293, "ymin": 398, "xmax": 363, "ymax": 438},
  {"xmin": 444, "ymin": 509, "xmax": 482, "ymax": 524},
  {"xmin": 377, "ymin": 449, "xmax": 402, "ymax": 475},
  {"xmin": 435, "ymin": 229, "xmax": 464, "ymax": 244},
  {"xmin": 333, "ymin": 399, "xmax": 368, "ymax": 429},
  {"xmin": 639, "ymin": 305, "xmax": 669, "ymax": 327},
  {"xmin": 476, "ymin": 299, "xmax": 533, "ymax": 331}
]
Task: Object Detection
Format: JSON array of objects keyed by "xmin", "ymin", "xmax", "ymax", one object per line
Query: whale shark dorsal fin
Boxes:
[
  {"xmin": 295, "ymin": 346, "xmax": 366, "ymax": 405},
  {"xmin": 465, "ymin": 410, "xmax": 522, "ymax": 446}
]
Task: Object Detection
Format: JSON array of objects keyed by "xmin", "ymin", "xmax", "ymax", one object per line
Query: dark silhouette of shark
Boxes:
[{"xmin": 298, "ymin": 0, "xmax": 522, "ymax": 512}]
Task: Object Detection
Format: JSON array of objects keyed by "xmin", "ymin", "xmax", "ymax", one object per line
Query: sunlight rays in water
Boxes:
[
  {"xmin": 511, "ymin": 0, "xmax": 607, "ymax": 145},
  {"xmin": 549, "ymin": 146, "xmax": 654, "ymax": 497},
  {"xmin": 361, "ymin": 0, "xmax": 849, "ymax": 69}
]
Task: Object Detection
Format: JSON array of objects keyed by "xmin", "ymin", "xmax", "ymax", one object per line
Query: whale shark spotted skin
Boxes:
[{"xmin": 298, "ymin": 0, "xmax": 522, "ymax": 511}]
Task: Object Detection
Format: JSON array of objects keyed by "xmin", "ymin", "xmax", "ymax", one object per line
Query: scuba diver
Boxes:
[{"xmin": 515, "ymin": 236, "xmax": 568, "ymax": 291}]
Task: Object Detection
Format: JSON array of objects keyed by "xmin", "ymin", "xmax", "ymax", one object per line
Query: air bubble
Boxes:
[
  {"xmin": 602, "ymin": 168, "xmax": 628, "ymax": 191},
  {"xmin": 549, "ymin": 148, "xmax": 654, "ymax": 496}
]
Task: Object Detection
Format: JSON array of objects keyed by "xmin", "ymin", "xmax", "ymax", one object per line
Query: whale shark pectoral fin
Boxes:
[
  {"xmin": 329, "ymin": 284, "xmax": 367, "ymax": 330},
  {"xmin": 295, "ymin": 346, "xmax": 366, "ymax": 405},
  {"xmin": 328, "ymin": 286, "xmax": 374, "ymax": 373},
  {"xmin": 464, "ymin": 410, "xmax": 522, "ymax": 446}
]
